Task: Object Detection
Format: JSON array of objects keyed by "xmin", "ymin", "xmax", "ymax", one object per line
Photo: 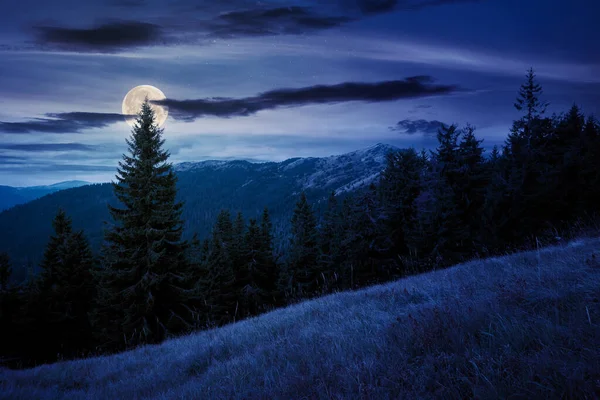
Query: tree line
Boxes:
[{"xmin": 1, "ymin": 69, "xmax": 599, "ymax": 368}]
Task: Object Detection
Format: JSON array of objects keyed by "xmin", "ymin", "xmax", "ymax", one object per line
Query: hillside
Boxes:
[
  {"xmin": 0, "ymin": 181, "xmax": 90, "ymax": 212},
  {"xmin": 0, "ymin": 143, "xmax": 396, "ymax": 282},
  {"xmin": 1, "ymin": 237, "xmax": 598, "ymax": 399}
]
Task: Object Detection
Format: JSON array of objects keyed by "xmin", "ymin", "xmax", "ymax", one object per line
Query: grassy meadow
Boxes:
[{"xmin": 1, "ymin": 237, "xmax": 599, "ymax": 399}]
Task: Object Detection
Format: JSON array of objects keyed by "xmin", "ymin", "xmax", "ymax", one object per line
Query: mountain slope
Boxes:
[
  {"xmin": 0, "ymin": 181, "xmax": 90, "ymax": 212},
  {"xmin": 0, "ymin": 143, "xmax": 397, "ymax": 282},
  {"xmin": 1, "ymin": 238, "xmax": 598, "ymax": 399}
]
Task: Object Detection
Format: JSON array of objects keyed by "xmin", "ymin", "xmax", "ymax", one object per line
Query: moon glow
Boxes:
[{"xmin": 122, "ymin": 85, "xmax": 168, "ymax": 128}]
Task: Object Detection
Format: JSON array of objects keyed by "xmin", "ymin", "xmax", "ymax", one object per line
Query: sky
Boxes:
[{"xmin": 0, "ymin": 0, "xmax": 598, "ymax": 186}]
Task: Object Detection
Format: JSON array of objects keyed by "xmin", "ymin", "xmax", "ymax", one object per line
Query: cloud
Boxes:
[
  {"xmin": 153, "ymin": 76, "xmax": 460, "ymax": 120},
  {"xmin": 355, "ymin": 0, "xmax": 479, "ymax": 14},
  {"xmin": 0, "ymin": 155, "xmax": 27, "ymax": 165},
  {"xmin": 390, "ymin": 119, "xmax": 446, "ymax": 135},
  {"xmin": 0, "ymin": 112, "xmax": 129, "ymax": 134},
  {"xmin": 207, "ymin": 7, "xmax": 352, "ymax": 38},
  {"xmin": 33, "ymin": 21, "xmax": 166, "ymax": 52},
  {"xmin": 22, "ymin": 0, "xmax": 481, "ymax": 53},
  {"xmin": 0, "ymin": 143, "xmax": 96, "ymax": 152}
]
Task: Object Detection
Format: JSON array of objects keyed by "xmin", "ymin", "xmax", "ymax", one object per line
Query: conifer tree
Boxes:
[
  {"xmin": 39, "ymin": 209, "xmax": 73, "ymax": 290},
  {"xmin": 204, "ymin": 210, "xmax": 237, "ymax": 325},
  {"xmin": 335, "ymin": 184, "xmax": 389, "ymax": 287},
  {"xmin": 183, "ymin": 233, "xmax": 211, "ymax": 328},
  {"xmin": 581, "ymin": 116, "xmax": 600, "ymax": 211},
  {"xmin": 413, "ymin": 124, "xmax": 465, "ymax": 263},
  {"xmin": 456, "ymin": 124, "xmax": 488, "ymax": 252},
  {"xmin": 549, "ymin": 105, "xmax": 585, "ymax": 219},
  {"xmin": 231, "ymin": 211, "xmax": 246, "ymax": 270},
  {"xmin": 95, "ymin": 100, "xmax": 192, "ymax": 349},
  {"xmin": 230, "ymin": 211, "xmax": 251, "ymax": 317},
  {"xmin": 318, "ymin": 191, "xmax": 343, "ymax": 292},
  {"xmin": 284, "ymin": 192, "xmax": 320, "ymax": 298},
  {"xmin": 514, "ymin": 68, "xmax": 548, "ymax": 129},
  {"xmin": 35, "ymin": 209, "xmax": 96, "ymax": 358},
  {"xmin": 502, "ymin": 69, "xmax": 553, "ymax": 243},
  {"xmin": 256, "ymin": 207, "xmax": 279, "ymax": 307},
  {"xmin": 379, "ymin": 148, "xmax": 424, "ymax": 261},
  {"xmin": 242, "ymin": 218, "xmax": 261, "ymax": 316}
]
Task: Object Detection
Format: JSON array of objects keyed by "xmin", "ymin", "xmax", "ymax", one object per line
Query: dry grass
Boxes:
[{"xmin": 1, "ymin": 238, "xmax": 599, "ymax": 399}]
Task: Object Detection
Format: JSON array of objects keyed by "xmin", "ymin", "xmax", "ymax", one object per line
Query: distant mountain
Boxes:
[
  {"xmin": 0, "ymin": 180, "xmax": 90, "ymax": 211},
  {"xmin": 0, "ymin": 143, "xmax": 397, "ymax": 283}
]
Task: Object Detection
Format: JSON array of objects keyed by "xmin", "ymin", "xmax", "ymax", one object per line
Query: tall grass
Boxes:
[{"xmin": 1, "ymin": 237, "xmax": 599, "ymax": 399}]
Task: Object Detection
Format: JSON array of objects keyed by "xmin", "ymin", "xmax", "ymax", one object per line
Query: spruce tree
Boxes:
[
  {"xmin": 285, "ymin": 192, "xmax": 320, "ymax": 298},
  {"xmin": 95, "ymin": 100, "xmax": 192, "ymax": 349},
  {"xmin": 318, "ymin": 191, "xmax": 343, "ymax": 292},
  {"xmin": 35, "ymin": 209, "xmax": 96, "ymax": 359},
  {"xmin": 230, "ymin": 211, "xmax": 251, "ymax": 317},
  {"xmin": 514, "ymin": 68, "xmax": 548, "ymax": 128},
  {"xmin": 414, "ymin": 124, "xmax": 465, "ymax": 263},
  {"xmin": 502, "ymin": 69, "xmax": 553, "ymax": 243},
  {"xmin": 256, "ymin": 207, "xmax": 279, "ymax": 308},
  {"xmin": 456, "ymin": 124, "xmax": 488, "ymax": 253},
  {"xmin": 204, "ymin": 210, "xmax": 237, "ymax": 325},
  {"xmin": 39, "ymin": 208, "xmax": 73, "ymax": 290},
  {"xmin": 345, "ymin": 183, "xmax": 389, "ymax": 285},
  {"xmin": 379, "ymin": 148, "xmax": 424, "ymax": 261},
  {"xmin": 581, "ymin": 116, "xmax": 600, "ymax": 212},
  {"xmin": 242, "ymin": 218, "xmax": 262, "ymax": 316}
]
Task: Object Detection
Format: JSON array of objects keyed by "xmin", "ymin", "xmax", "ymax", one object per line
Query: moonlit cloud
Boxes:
[
  {"xmin": 0, "ymin": 112, "xmax": 130, "ymax": 134},
  {"xmin": 33, "ymin": 21, "xmax": 166, "ymax": 53},
  {"xmin": 153, "ymin": 76, "xmax": 461, "ymax": 120}
]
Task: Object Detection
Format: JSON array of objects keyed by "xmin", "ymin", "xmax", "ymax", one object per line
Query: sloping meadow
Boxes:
[{"xmin": 1, "ymin": 238, "xmax": 599, "ymax": 399}]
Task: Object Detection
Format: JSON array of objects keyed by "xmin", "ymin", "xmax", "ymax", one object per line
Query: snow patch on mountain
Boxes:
[{"xmin": 173, "ymin": 143, "xmax": 399, "ymax": 194}]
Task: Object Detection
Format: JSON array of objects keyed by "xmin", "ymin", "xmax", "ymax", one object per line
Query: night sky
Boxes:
[{"xmin": 0, "ymin": 0, "xmax": 598, "ymax": 186}]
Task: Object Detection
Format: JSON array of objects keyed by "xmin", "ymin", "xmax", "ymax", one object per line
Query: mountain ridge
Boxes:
[
  {"xmin": 0, "ymin": 180, "xmax": 91, "ymax": 212},
  {"xmin": 0, "ymin": 143, "xmax": 398, "ymax": 282}
]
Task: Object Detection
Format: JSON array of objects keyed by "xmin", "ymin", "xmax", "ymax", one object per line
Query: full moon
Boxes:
[{"xmin": 122, "ymin": 85, "xmax": 168, "ymax": 128}]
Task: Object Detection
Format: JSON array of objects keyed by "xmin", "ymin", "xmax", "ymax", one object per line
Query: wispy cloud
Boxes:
[
  {"xmin": 0, "ymin": 112, "xmax": 130, "ymax": 134},
  {"xmin": 18, "ymin": 0, "xmax": 482, "ymax": 53},
  {"xmin": 33, "ymin": 21, "xmax": 166, "ymax": 53},
  {"xmin": 206, "ymin": 7, "xmax": 352, "ymax": 39},
  {"xmin": 0, "ymin": 143, "xmax": 96, "ymax": 151},
  {"xmin": 153, "ymin": 76, "xmax": 461, "ymax": 120}
]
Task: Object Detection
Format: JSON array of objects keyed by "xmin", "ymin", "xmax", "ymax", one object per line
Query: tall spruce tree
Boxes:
[
  {"xmin": 95, "ymin": 100, "xmax": 192, "ymax": 349},
  {"xmin": 514, "ymin": 68, "xmax": 548, "ymax": 130},
  {"xmin": 35, "ymin": 209, "xmax": 96, "ymax": 359},
  {"xmin": 502, "ymin": 69, "xmax": 554, "ymax": 243},
  {"xmin": 204, "ymin": 210, "xmax": 238, "ymax": 325},
  {"xmin": 39, "ymin": 209, "xmax": 73, "ymax": 290},
  {"xmin": 378, "ymin": 148, "xmax": 425, "ymax": 261},
  {"xmin": 413, "ymin": 124, "xmax": 465, "ymax": 263},
  {"xmin": 284, "ymin": 192, "xmax": 320, "ymax": 298},
  {"xmin": 456, "ymin": 124, "xmax": 488, "ymax": 253}
]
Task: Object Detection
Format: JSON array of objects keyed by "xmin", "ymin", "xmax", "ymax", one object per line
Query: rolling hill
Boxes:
[
  {"xmin": 0, "ymin": 181, "xmax": 90, "ymax": 212},
  {"xmin": 0, "ymin": 143, "xmax": 397, "ymax": 282},
  {"xmin": 1, "ymin": 237, "xmax": 598, "ymax": 399}
]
